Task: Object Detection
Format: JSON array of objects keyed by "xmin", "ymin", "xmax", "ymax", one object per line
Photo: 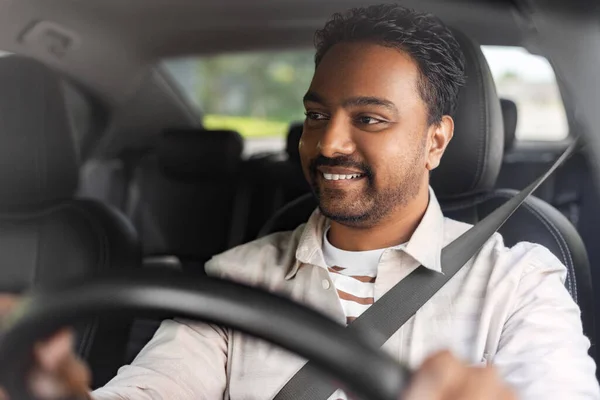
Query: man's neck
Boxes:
[{"xmin": 327, "ymin": 188, "xmax": 430, "ymax": 252}]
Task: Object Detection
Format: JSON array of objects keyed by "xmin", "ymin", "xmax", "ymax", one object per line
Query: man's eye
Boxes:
[
  {"xmin": 305, "ymin": 111, "xmax": 328, "ymax": 121},
  {"xmin": 357, "ymin": 116, "xmax": 383, "ymax": 125}
]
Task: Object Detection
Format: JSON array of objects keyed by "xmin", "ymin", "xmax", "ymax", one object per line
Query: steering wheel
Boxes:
[{"xmin": 0, "ymin": 270, "xmax": 410, "ymax": 400}]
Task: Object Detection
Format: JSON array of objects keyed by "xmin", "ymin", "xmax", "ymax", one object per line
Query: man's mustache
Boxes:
[{"xmin": 309, "ymin": 155, "xmax": 373, "ymax": 178}]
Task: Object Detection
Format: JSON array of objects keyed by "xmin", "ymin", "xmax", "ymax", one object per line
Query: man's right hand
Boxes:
[{"xmin": 0, "ymin": 295, "xmax": 91, "ymax": 400}]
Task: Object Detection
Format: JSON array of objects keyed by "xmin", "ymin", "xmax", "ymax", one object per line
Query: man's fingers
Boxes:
[
  {"xmin": 458, "ymin": 366, "xmax": 502, "ymax": 400},
  {"xmin": 404, "ymin": 350, "xmax": 466, "ymax": 400},
  {"xmin": 498, "ymin": 385, "xmax": 518, "ymax": 400},
  {"xmin": 34, "ymin": 329, "xmax": 75, "ymax": 371},
  {"xmin": 30, "ymin": 328, "xmax": 91, "ymax": 399},
  {"xmin": 404, "ymin": 351, "xmax": 517, "ymax": 400},
  {"xmin": 56, "ymin": 354, "xmax": 92, "ymax": 396},
  {"xmin": 29, "ymin": 365, "xmax": 71, "ymax": 400},
  {"xmin": 453, "ymin": 366, "xmax": 517, "ymax": 400},
  {"xmin": 1, "ymin": 296, "xmax": 91, "ymax": 399},
  {"xmin": 28, "ymin": 355, "xmax": 91, "ymax": 400}
]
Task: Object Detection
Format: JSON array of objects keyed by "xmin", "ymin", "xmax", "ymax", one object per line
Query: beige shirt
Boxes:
[{"xmin": 93, "ymin": 189, "xmax": 600, "ymax": 400}]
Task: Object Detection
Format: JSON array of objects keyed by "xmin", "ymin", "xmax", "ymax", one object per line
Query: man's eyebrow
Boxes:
[
  {"xmin": 303, "ymin": 91, "xmax": 327, "ymax": 105},
  {"xmin": 302, "ymin": 93, "xmax": 398, "ymax": 115},
  {"xmin": 342, "ymin": 96, "xmax": 398, "ymax": 113}
]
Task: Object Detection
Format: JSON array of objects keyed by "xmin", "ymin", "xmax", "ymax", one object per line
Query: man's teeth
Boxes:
[{"xmin": 322, "ymin": 173, "xmax": 363, "ymax": 180}]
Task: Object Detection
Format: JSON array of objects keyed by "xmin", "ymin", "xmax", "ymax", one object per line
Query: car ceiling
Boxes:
[
  {"xmin": 0, "ymin": 0, "xmax": 575, "ymax": 158},
  {"xmin": 0, "ymin": 0, "xmax": 527, "ymax": 103}
]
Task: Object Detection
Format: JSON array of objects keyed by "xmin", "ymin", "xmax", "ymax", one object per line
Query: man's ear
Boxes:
[{"xmin": 425, "ymin": 115, "xmax": 454, "ymax": 171}]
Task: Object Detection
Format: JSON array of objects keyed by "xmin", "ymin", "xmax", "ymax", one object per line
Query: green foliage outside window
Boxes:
[{"xmin": 192, "ymin": 50, "xmax": 315, "ymax": 138}]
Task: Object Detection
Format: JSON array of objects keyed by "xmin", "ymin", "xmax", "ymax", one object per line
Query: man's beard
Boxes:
[{"xmin": 309, "ymin": 150, "xmax": 425, "ymax": 228}]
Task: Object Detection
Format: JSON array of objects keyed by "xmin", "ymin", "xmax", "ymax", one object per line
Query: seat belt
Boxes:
[{"xmin": 273, "ymin": 139, "xmax": 578, "ymax": 400}]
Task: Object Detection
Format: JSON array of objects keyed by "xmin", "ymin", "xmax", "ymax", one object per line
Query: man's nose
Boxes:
[{"xmin": 317, "ymin": 116, "xmax": 356, "ymax": 158}]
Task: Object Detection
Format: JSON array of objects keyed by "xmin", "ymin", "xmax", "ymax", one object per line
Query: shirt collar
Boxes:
[
  {"xmin": 286, "ymin": 186, "xmax": 445, "ymax": 280},
  {"xmin": 285, "ymin": 209, "xmax": 329, "ymax": 279},
  {"xmin": 402, "ymin": 186, "xmax": 444, "ymax": 274}
]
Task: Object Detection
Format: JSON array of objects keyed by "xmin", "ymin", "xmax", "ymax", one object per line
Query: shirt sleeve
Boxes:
[
  {"xmin": 493, "ymin": 245, "xmax": 600, "ymax": 399},
  {"xmin": 91, "ymin": 318, "xmax": 229, "ymax": 400}
]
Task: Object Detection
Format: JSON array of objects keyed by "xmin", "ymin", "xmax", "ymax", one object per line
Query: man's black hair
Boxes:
[{"xmin": 315, "ymin": 4, "xmax": 466, "ymax": 125}]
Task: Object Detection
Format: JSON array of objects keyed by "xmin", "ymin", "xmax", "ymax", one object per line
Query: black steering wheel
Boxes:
[{"xmin": 0, "ymin": 270, "xmax": 410, "ymax": 400}]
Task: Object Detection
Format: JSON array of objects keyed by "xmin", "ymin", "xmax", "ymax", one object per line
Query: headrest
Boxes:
[
  {"xmin": 430, "ymin": 30, "xmax": 504, "ymax": 200},
  {"xmin": 286, "ymin": 122, "xmax": 303, "ymax": 162},
  {"xmin": 157, "ymin": 128, "xmax": 244, "ymax": 179},
  {"xmin": 0, "ymin": 56, "xmax": 78, "ymax": 209},
  {"xmin": 500, "ymin": 99, "xmax": 517, "ymax": 150}
]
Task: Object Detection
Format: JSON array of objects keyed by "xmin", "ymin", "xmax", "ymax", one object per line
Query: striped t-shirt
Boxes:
[
  {"xmin": 322, "ymin": 229, "xmax": 404, "ymax": 400},
  {"xmin": 322, "ymin": 228, "xmax": 406, "ymax": 322},
  {"xmin": 322, "ymin": 231, "xmax": 382, "ymax": 325}
]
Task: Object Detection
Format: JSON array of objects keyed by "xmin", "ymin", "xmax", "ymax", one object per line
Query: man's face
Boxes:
[{"xmin": 300, "ymin": 42, "xmax": 449, "ymax": 227}]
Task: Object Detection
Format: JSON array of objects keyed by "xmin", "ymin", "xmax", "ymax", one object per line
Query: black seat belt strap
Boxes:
[{"xmin": 273, "ymin": 139, "xmax": 578, "ymax": 400}]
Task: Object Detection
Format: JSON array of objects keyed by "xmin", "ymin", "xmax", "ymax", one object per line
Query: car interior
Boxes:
[{"xmin": 0, "ymin": 0, "xmax": 600, "ymax": 395}]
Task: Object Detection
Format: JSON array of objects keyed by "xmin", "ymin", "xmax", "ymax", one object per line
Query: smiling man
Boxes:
[
  {"xmin": 1, "ymin": 3, "xmax": 599, "ymax": 400},
  {"xmin": 301, "ymin": 40, "xmax": 441, "ymax": 250}
]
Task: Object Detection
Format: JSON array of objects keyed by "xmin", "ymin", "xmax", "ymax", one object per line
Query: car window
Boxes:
[
  {"xmin": 163, "ymin": 45, "xmax": 569, "ymax": 154},
  {"xmin": 481, "ymin": 46, "xmax": 568, "ymax": 141},
  {"xmin": 163, "ymin": 50, "xmax": 314, "ymax": 153}
]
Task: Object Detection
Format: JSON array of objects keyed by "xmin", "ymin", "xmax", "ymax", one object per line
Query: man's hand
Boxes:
[
  {"xmin": 0, "ymin": 295, "xmax": 91, "ymax": 400},
  {"xmin": 404, "ymin": 350, "xmax": 516, "ymax": 400}
]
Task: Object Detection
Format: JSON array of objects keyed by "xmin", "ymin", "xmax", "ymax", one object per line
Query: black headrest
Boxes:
[
  {"xmin": 157, "ymin": 128, "xmax": 244, "ymax": 179},
  {"xmin": 501, "ymin": 98, "xmax": 518, "ymax": 150},
  {"xmin": 430, "ymin": 30, "xmax": 504, "ymax": 200},
  {"xmin": 0, "ymin": 56, "xmax": 78, "ymax": 209},
  {"xmin": 286, "ymin": 122, "xmax": 303, "ymax": 162}
]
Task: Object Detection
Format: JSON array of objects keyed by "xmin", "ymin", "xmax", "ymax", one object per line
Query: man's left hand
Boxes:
[{"xmin": 403, "ymin": 350, "xmax": 517, "ymax": 400}]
